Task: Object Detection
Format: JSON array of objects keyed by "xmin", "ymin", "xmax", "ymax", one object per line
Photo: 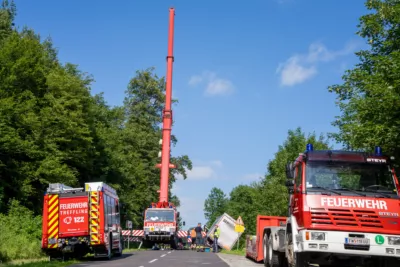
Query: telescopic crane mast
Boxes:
[{"xmin": 155, "ymin": 7, "xmax": 176, "ymax": 207}]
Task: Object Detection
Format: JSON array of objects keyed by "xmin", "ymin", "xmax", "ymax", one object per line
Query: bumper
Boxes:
[
  {"xmin": 296, "ymin": 230, "xmax": 400, "ymax": 257},
  {"xmin": 144, "ymin": 232, "xmax": 175, "ymax": 240}
]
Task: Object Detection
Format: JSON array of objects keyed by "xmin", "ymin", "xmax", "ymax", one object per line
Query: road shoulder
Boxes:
[{"xmin": 217, "ymin": 253, "xmax": 260, "ymax": 267}]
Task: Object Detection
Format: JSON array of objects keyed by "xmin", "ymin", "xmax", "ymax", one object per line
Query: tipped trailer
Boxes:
[
  {"xmin": 249, "ymin": 144, "xmax": 400, "ymax": 267},
  {"xmin": 207, "ymin": 213, "xmax": 244, "ymax": 251}
]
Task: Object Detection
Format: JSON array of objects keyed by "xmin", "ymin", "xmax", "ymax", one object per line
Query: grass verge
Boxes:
[
  {"xmin": 0, "ymin": 259, "xmax": 80, "ymax": 267},
  {"xmin": 220, "ymin": 248, "xmax": 246, "ymax": 256}
]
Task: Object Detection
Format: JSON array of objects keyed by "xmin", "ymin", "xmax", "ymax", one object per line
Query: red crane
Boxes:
[
  {"xmin": 156, "ymin": 6, "xmax": 176, "ymax": 206},
  {"xmin": 142, "ymin": 7, "xmax": 181, "ymax": 249}
]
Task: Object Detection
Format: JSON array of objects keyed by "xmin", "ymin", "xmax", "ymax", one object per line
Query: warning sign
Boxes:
[
  {"xmin": 236, "ymin": 216, "xmax": 244, "ymax": 226},
  {"xmin": 235, "ymin": 216, "xmax": 245, "ymax": 233}
]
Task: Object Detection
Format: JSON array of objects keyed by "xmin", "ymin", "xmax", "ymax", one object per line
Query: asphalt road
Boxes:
[{"xmin": 71, "ymin": 250, "xmax": 230, "ymax": 267}]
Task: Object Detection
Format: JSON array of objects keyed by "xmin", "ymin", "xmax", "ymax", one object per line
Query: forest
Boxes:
[
  {"xmin": 203, "ymin": 0, "xmax": 400, "ymax": 244},
  {"xmin": 1, "ymin": 0, "xmax": 400, "ymax": 263},
  {"xmin": 0, "ymin": 0, "xmax": 192, "ymax": 262}
]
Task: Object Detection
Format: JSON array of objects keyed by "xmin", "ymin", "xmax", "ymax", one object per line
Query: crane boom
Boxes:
[{"xmin": 157, "ymin": 7, "xmax": 175, "ymax": 204}]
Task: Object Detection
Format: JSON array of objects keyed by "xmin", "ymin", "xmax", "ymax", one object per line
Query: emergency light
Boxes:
[
  {"xmin": 375, "ymin": 146, "xmax": 382, "ymax": 156},
  {"xmin": 306, "ymin": 143, "xmax": 314, "ymax": 152}
]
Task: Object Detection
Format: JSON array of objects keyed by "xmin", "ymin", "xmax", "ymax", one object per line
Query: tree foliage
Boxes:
[
  {"xmin": 328, "ymin": 0, "xmax": 400, "ymax": 162},
  {"xmin": 0, "ymin": 0, "xmax": 192, "ymax": 235},
  {"xmin": 204, "ymin": 187, "xmax": 228, "ymax": 227},
  {"xmin": 204, "ymin": 128, "xmax": 330, "ymax": 239}
]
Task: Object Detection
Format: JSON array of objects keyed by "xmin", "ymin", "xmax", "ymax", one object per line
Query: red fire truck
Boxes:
[
  {"xmin": 41, "ymin": 182, "xmax": 123, "ymax": 260},
  {"xmin": 247, "ymin": 144, "xmax": 400, "ymax": 267}
]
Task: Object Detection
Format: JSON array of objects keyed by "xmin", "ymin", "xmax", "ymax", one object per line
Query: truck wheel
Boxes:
[
  {"xmin": 263, "ymin": 233, "xmax": 268, "ymax": 267},
  {"xmin": 106, "ymin": 234, "xmax": 112, "ymax": 260},
  {"xmin": 268, "ymin": 236, "xmax": 281, "ymax": 267},
  {"xmin": 264, "ymin": 233, "xmax": 280, "ymax": 267},
  {"xmin": 115, "ymin": 236, "xmax": 123, "ymax": 257}
]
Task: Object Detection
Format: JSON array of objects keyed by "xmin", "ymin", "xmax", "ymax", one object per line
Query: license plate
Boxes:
[{"xmin": 345, "ymin": 237, "xmax": 370, "ymax": 245}]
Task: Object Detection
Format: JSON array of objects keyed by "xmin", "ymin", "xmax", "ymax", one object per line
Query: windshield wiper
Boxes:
[
  {"xmin": 335, "ymin": 188, "xmax": 366, "ymax": 196},
  {"xmin": 308, "ymin": 186, "xmax": 342, "ymax": 195},
  {"xmin": 364, "ymin": 190, "xmax": 394, "ymax": 199}
]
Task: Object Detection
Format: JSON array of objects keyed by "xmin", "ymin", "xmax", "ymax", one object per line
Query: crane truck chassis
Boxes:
[{"xmin": 248, "ymin": 144, "xmax": 400, "ymax": 267}]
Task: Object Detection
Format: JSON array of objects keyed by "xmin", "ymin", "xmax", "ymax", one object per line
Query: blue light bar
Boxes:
[
  {"xmin": 306, "ymin": 143, "xmax": 314, "ymax": 152},
  {"xmin": 375, "ymin": 146, "xmax": 382, "ymax": 156}
]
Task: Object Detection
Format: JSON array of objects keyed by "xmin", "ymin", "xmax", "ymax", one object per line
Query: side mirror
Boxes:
[
  {"xmin": 285, "ymin": 179, "xmax": 295, "ymax": 194},
  {"xmin": 285, "ymin": 162, "xmax": 295, "ymax": 179},
  {"xmin": 183, "ymin": 221, "xmax": 185, "ymax": 226},
  {"xmin": 177, "ymin": 212, "xmax": 180, "ymax": 218},
  {"xmin": 285, "ymin": 180, "xmax": 294, "ymax": 187}
]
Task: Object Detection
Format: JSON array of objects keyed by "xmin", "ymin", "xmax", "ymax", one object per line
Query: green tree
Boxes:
[
  {"xmin": 0, "ymin": 0, "xmax": 15, "ymax": 41},
  {"xmin": 225, "ymin": 184, "xmax": 260, "ymax": 236},
  {"xmin": 204, "ymin": 187, "xmax": 228, "ymax": 226},
  {"xmin": 257, "ymin": 127, "xmax": 330, "ymax": 217},
  {"xmin": 116, "ymin": 67, "xmax": 192, "ymax": 227},
  {"xmin": 328, "ymin": 0, "xmax": 400, "ymax": 161}
]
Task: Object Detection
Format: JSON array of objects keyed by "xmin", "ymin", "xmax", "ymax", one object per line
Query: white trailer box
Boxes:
[{"xmin": 206, "ymin": 213, "xmax": 244, "ymax": 251}]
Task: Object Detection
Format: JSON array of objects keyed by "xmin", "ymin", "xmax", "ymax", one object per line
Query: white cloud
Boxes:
[
  {"xmin": 188, "ymin": 75, "xmax": 203, "ymax": 86},
  {"xmin": 187, "ymin": 166, "xmax": 216, "ymax": 180},
  {"xmin": 276, "ymin": 40, "xmax": 358, "ymax": 87},
  {"xmin": 188, "ymin": 71, "xmax": 234, "ymax": 96},
  {"xmin": 176, "ymin": 160, "xmax": 223, "ymax": 181}
]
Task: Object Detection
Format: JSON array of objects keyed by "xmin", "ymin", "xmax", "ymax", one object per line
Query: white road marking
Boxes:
[
  {"xmin": 149, "ymin": 259, "xmax": 158, "ymax": 263},
  {"xmin": 161, "ymin": 254, "xmax": 166, "ymax": 257},
  {"xmin": 167, "ymin": 251, "xmax": 172, "ymax": 254}
]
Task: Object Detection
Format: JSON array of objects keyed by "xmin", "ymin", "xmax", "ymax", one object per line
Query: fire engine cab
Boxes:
[
  {"xmin": 256, "ymin": 144, "xmax": 400, "ymax": 267},
  {"xmin": 41, "ymin": 182, "xmax": 123, "ymax": 260}
]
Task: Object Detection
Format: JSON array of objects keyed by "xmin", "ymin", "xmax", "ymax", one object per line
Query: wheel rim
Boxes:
[
  {"xmin": 108, "ymin": 236, "xmax": 112, "ymax": 258},
  {"xmin": 268, "ymin": 238, "xmax": 272, "ymax": 262},
  {"xmin": 263, "ymin": 234, "xmax": 267, "ymax": 260}
]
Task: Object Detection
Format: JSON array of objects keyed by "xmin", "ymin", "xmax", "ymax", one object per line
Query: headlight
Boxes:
[
  {"xmin": 311, "ymin": 232, "xmax": 325, "ymax": 241},
  {"xmin": 388, "ymin": 236, "xmax": 400, "ymax": 245}
]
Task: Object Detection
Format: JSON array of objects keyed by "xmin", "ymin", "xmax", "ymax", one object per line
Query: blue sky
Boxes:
[{"xmin": 14, "ymin": 0, "xmax": 369, "ymax": 229}]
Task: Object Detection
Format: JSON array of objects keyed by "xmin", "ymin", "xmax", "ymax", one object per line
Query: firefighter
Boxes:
[
  {"xmin": 213, "ymin": 224, "xmax": 221, "ymax": 253},
  {"xmin": 195, "ymin": 223, "xmax": 204, "ymax": 252},
  {"xmin": 190, "ymin": 228, "xmax": 196, "ymax": 250}
]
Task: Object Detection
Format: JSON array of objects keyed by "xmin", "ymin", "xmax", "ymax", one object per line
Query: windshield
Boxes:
[
  {"xmin": 145, "ymin": 210, "xmax": 174, "ymax": 222},
  {"xmin": 306, "ymin": 162, "xmax": 397, "ymax": 195}
]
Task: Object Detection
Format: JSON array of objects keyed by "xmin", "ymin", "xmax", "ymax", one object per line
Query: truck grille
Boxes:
[{"xmin": 310, "ymin": 208, "xmax": 383, "ymax": 228}]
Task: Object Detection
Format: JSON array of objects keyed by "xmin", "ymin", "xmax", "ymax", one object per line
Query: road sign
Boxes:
[
  {"xmin": 235, "ymin": 225, "xmax": 245, "ymax": 233},
  {"xmin": 126, "ymin": 220, "xmax": 132, "ymax": 229},
  {"xmin": 236, "ymin": 216, "xmax": 244, "ymax": 226},
  {"xmin": 235, "ymin": 216, "xmax": 245, "ymax": 233}
]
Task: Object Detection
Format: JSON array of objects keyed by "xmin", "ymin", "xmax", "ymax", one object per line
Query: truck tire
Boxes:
[
  {"xmin": 106, "ymin": 234, "xmax": 112, "ymax": 260},
  {"xmin": 114, "ymin": 235, "xmax": 123, "ymax": 257},
  {"xmin": 264, "ymin": 233, "xmax": 280, "ymax": 267}
]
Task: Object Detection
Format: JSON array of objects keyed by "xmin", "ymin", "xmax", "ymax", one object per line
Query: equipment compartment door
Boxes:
[{"xmin": 59, "ymin": 195, "xmax": 89, "ymax": 237}]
